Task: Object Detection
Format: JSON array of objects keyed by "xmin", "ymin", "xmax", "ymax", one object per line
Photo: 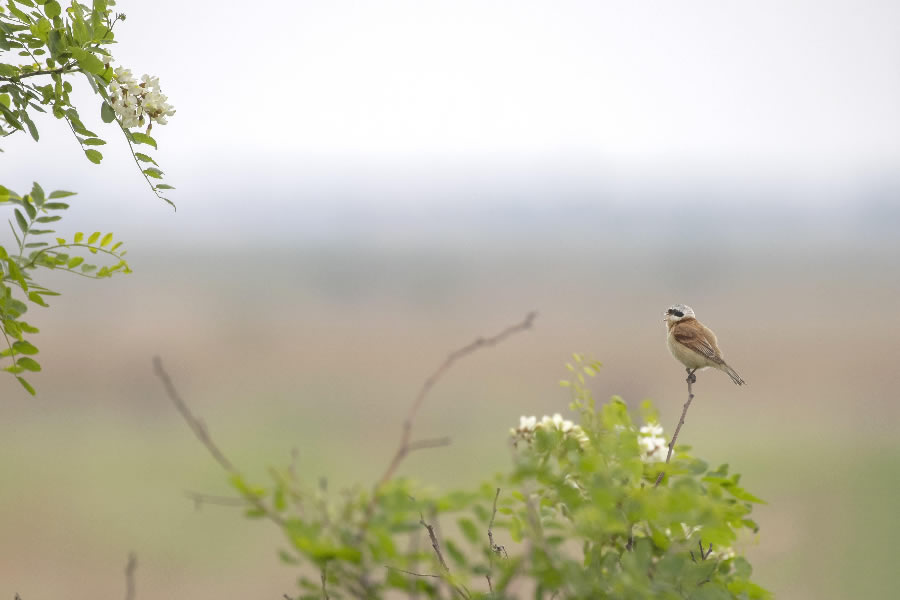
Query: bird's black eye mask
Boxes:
[{"xmin": 668, "ymin": 309, "xmax": 684, "ymax": 318}]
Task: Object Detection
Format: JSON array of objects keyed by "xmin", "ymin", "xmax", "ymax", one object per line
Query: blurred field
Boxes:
[{"xmin": 1, "ymin": 214, "xmax": 899, "ymax": 598}]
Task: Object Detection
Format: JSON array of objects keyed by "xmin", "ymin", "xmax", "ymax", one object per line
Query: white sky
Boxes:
[{"xmin": 2, "ymin": 0, "xmax": 900, "ymax": 223}]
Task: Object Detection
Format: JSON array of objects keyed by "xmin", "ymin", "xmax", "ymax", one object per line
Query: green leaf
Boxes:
[
  {"xmin": 457, "ymin": 517, "xmax": 480, "ymax": 544},
  {"xmin": 74, "ymin": 232, "xmax": 83, "ymax": 243},
  {"xmin": 134, "ymin": 152, "xmax": 157, "ymax": 165},
  {"xmin": 67, "ymin": 256, "xmax": 83, "ymax": 268},
  {"xmin": 67, "ymin": 47, "xmax": 105, "ymax": 76},
  {"xmin": 44, "ymin": 202, "xmax": 69, "ymax": 210},
  {"xmin": 84, "ymin": 149, "xmax": 103, "ymax": 164},
  {"xmin": 100, "ymin": 232, "xmax": 112, "ymax": 247},
  {"xmin": 130, "ymin": 132, "xmax": 157, "ymax": 148},
  {"xmin": 100, "ymin": 101, "xmax": 115, "ymax": 123},
  {"xmin": 14, "ymin": 209, "xmax": 28, "ymax": 233},
  {"xmin": 47, "ymin": 29, "xmax": 65, "ymax": 58},
  {"xmin": 16, "ymin": 376, "xmax": 36, "ymax": 395},
  {"xmin": 87, "ymin": 231, "xmax": 100, "ymax": 244},
  {"xmin": 16, "ymin": 357, "xmax": 41, "ymax": 372},
  {"xmin": 44, "ymin": 0, "xmax": 61, "ymax": 19},
  {"xmin": 154, "ymin": 183, "xmax": 175, "ymax": 190},
  {"xmin": 18, "ymin": 321, "xmax": 39, "ymax": 334},
  {"xmin": 20, "ymin": 110, "xmax": 39, "ymax": 141},
  {"xmin": 0, "ymin": 102, "xmax": 22, "ymax": 129},
  {"xmin": 142, "ymin": 167, "xmax": 163, "ymax": 179},
  {"xmin": 48, "ymin": 190, "xmax": 75, "ymax": 199},
  {"xmin": 82, "ymin": 137, "xmax": 106, "ymax": 146},
  {"xmin": 27, "ymin": 292, "xmax": 48, "ymax": 307},
  {"xmin": 22, "ymin": 200, "xmax": 36, "ymax": 220},
  {"xmin": 35, "ymin": 215, "xmax": 62, "ymax": 223},
  {"xmin": 12, "ymin": 340, "xmax": 38, "ymax": 355}
]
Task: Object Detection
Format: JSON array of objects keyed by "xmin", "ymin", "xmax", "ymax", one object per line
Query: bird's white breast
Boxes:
[{"xmin": 667, "ymin": 329, "xmax": 714, "ymax": 370}]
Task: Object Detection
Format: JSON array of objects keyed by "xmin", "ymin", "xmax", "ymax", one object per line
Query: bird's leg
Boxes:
[{"xmin": 685, "ymin": 368, "xmax": 697, "ymax": 385}]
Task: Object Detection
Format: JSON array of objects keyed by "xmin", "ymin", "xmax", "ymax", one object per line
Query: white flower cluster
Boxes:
[
  {"xmin": 638, "ymin": 422, "xmax": 668, "ymax": 463},
  {"xmin": 510, "ymin": 413, "xmax": 590, "ymax": 449},
  {"xmin": 108, "ymin": 62, "xmax": 175, "ymax": 131}
]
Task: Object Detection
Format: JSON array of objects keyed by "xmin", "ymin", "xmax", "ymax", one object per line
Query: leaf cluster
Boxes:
[
  {"xmin": 224, "ymin": 358, "xmax": 772, "ymax": 599},
  {"xmin": 0, "ymin": 181, "xmax": 129, "ymax": 394}
]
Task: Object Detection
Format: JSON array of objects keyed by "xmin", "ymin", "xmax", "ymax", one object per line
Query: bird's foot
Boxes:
[{"xmin": 686, "ymin": 369, "xmax": 697, "ymax": 385}]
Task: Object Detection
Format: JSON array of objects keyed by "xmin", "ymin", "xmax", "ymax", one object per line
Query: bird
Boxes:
[{"xmin": 664, "ymin": 304, "xmax": 745, "ymax": 385}]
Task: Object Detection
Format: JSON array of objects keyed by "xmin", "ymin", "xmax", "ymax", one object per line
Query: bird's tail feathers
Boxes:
[{"xmin": 722, "ymin": 363, "xmax": 746, "ymax": 386}]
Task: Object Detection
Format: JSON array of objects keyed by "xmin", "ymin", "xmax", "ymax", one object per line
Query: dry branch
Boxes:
[
  {"xmin": 124, "ymin": 553, "xmax": 137, "ymax": 600},
  {"xmin": 361, "ymin": 312, "xmax": 537, "ymax": 531},
  {"xmin": 152, "ymin": 357, "xmax": 284, "ymax": 525},
  {"xmin": 655, "ymin": 368, "xmax": 696, "ymax": 487}
]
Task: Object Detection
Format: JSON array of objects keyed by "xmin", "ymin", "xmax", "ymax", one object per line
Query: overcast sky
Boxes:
[{"xmin": 3, "ymin": 0, "xmax": 899, "ymax": 236}]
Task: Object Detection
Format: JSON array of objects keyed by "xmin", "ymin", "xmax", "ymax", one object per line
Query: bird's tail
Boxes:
[{"xmin": 722, "ymin": 363, "xmax": 746, "ymax": 386}]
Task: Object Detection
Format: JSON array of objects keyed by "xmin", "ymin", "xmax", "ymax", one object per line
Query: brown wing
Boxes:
[{"xmin": 672, "ymin": 322, "xmax": 725, "ymax": 365}]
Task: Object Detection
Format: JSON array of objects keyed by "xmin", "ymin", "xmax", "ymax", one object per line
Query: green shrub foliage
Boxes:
[{"xmin": 227, "ymin": 356, "xmax": 771, "ymax": 599}]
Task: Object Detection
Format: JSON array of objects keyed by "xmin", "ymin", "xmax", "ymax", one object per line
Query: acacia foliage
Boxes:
[{"xmin": 1, "ymin": 0, "xmax": 174, "ymax": 392}]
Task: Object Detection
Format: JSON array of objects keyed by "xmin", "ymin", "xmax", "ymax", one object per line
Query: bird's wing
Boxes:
[{"xmin": 673, "ymin": 324, "xmax": 724, "ymax": 364}]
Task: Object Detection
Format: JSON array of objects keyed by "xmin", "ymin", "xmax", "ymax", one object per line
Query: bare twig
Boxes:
[
  {"xmin": 320, "ymin": 564, "xmax": 330, "ymax": 600},
  {"xmin": 655, "ymin": 368, "xmax": 696, "ymax": 487},
  {"xmin": 419, "ymin": 511, "xmax": 450, "ymax": 572},
  {"xmin": 486, "ymin": 487, "xmax": 506, "ymax": 594},
  {"xmin": 185, "ymin": 490, "xmax": 248, "ymax": 509},
  {"xmin": 418, "ymin": 511, "xmax": 470, "ymax": 599},
  {"xmin": 385, "ymin": 565, "xmax": 443, "ymax": 579},
  {"xmin": 124, "ymin": 553, "xmax": 137, "ymax": 600},
  {"xmin": 691, "ymin": 539, "xmax": 713, "ymax": 561},
  {"xmin": 153, "ymin": 357, "xmax": 284, "ymax": 525},
  {"xmin": 360, "ymin": 312, "xmax": 537, "ymax": 532},
  {"xmin": 487, "ymin": 487, "xmax": 507, "ymax": 558}
]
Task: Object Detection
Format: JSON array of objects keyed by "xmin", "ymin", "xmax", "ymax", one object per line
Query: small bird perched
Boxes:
[{"xmin": 664, "ymin": 304, "xmax": 745, "ymax": 385}]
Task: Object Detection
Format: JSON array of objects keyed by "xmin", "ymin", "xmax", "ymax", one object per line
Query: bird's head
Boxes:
[{"xmin": 663, "ymin": 304, "xmax": 695, "ymax": 324}]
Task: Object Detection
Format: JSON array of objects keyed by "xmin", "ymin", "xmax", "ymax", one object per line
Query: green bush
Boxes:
[{"xmin": 198, "ymin": 354, "xmax": 770, "ymax": 599}]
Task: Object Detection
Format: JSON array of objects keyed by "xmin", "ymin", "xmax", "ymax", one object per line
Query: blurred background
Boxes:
[{"xmin": 2, "ymin": 0, "xmax": 899, "ymax": 597}]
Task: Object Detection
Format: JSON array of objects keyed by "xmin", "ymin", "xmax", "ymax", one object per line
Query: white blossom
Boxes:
[
  {"xmin": 639, "ymin": 423, "xmax": 664, "ymax": 437},
  {"xmin": 510, "ymin": 413, "xmax": 590, "ymax": 449},
  {"xmin": 107, "ymin": 59, "xmax": 175, "ymax": 131},
  {"xmin": 680, "ymin": 522, "xmax": 703, "ymax": 539},
  {"xmin": 638, "ymin": 421, "xmax": 668, "ymax": 463}
]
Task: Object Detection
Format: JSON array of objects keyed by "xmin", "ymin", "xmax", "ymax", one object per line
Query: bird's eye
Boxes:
[
  {"xmin": 666, "ymin": 309, "xmax": 674, "ymax": 315},
  {"xmin": 672, "ymin": 310, "xmax": 684, "ymax": 318}
]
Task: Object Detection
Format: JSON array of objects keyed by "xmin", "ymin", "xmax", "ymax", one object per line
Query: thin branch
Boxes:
[
  {"xmin": 124, "ymin": 553, "xmax": 137, "ymax": 600},
  {"xmin": 406, "ymin": 437, "xmax": 452, "ymax": 452},
  {"xmin": 487, "ymin": 487, "xmax": 507, "ymax": 559},
  {"xmin": 361, "ymin": 312, "xmax": 537, "ymax": 532},
  {"xmin": 184, "ymin": 490, "xmax": 248, "ymax": 509},
  {"xmin": 419, "ymin": 511, "xmax": 450, "ymax": 572},
  {"xmin": 385, "ymin": 565, "xmax": 443, "ymax": 579},
  {"xmin": 654, "ymin": 368, "xmax": 697, "ymax": 487},
  {"xmin": 320, "ymin": 564, "xmax": 329, "ymax": 600},
  {"xmin": 418, "ymin": 511, "xmax": 470, "ymax": 599},
  {"xmin": 0, "ymin": 62, "xmax": 79, "ymax": 82},
  {"xmin": 152, "ymin": 357, "xmax": 284, "ymax": 526}
]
